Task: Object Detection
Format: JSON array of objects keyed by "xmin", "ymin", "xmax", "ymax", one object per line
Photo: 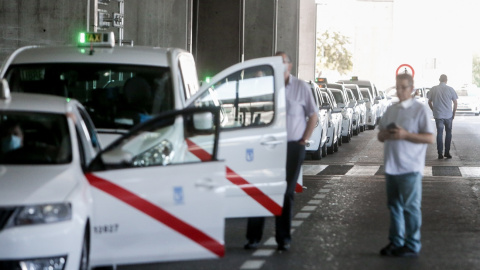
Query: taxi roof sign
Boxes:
[
  {"xmin": 351, "ymin": 76, "xmax": 358, "ymax": 81},
  {"xmin": 316, "ymin": 77, "xmax": 328, "ymax": 83},
  {"xmin": 78, "ymin": 32, "xmax": 115, "ymax": 48}
]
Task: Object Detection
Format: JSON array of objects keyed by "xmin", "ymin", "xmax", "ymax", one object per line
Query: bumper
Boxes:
[
  {"xmin": 0, "ymin": 220, "xmax": 84, "ymax": 270},
  {"xmin": 366, "ymin": 111, "xmax": 376, "ymax": 126}
]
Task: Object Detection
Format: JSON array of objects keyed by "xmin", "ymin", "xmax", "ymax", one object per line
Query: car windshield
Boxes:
[
  {"xmin": 361, "ymin": 90, "xmax": 370, "ymax": 99},
  {"xmin": 5, "ymin": 64, "xmax": 174, "ymax": 130},
  {"xmin": 331, "ymin": 91, "xmax": 344, "ymax": 104},
  {"xmin": 0, "ymin": 112, "xmax": 72, "ymax": 164}
]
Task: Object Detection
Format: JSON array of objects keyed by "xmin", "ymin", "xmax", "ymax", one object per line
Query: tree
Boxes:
[
  {"xmin": 316, "ymin": 30, "xmax": 353, "ymax": 76},
  {"xmin": 473, "ymin": 54, "xmax": 480, "ymax": 86}
]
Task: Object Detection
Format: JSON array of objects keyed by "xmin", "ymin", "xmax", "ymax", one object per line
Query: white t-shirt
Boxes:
[{"xmin": 378, "ymin": 98, "xmax": 434, "ymax": 175}]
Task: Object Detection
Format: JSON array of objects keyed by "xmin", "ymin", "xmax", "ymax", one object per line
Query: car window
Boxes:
[
  {"xmin": 193, "ymin": 65, "xmax": 275, "ymax": 129},
  {"xmin": 0, "ymin": 112, "xmax": 72, "ymax": 164},
  {"xmin": 331, "ymin": 91, "xmax": 344, "ymax": 104},
  {"xmin": 97, "ymin": 110, "xmax": 218, "ymax": 169},
  {"xmin": 5, "ymin": 64, "xmax": 174, "ymax": 130},
  {"xmin": 347, "ymin": 90, "xmax": 355, "ymax": 101},
  {"xmin": 361, "ymin": 89, "xmax": 371, "ymax": 100}
]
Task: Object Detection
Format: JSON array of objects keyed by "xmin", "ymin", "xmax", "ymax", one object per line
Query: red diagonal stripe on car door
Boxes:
[
  {"xmin": 85, "ymin": 173, "xmax": 224, "ymax": 257},
  {"xmin": 186, "ymin": 139, "xmax": 282, "ymax": 216}
]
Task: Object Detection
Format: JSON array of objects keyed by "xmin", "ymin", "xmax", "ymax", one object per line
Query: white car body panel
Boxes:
[{"xmin": 187, "ymin": 56, "xmax": 287, "ymax": 218}]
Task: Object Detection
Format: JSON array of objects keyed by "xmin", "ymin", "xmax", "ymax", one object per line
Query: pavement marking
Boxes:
[
  {"xmin": 314, "ymin": 194, "xmax": 326, "ymax": 199},
  {"xmin": 319, "ymin": 189, "xmax": 331, "ymax": 193},
  {"xmin": 459, "ymin": 167, "xmax": 480, "ymax": 177},
  {"xmin": 345, "ymin": 165, "xmax": 380, "ymax": 176},
  {"xmin": 302, "ymin": 164, "xmax": 329, "ymax": 175},
  {"xmin": 291, "ymin": 220, "xmax": 304, "ymax": 227},
  {"xmin": 252, "ymin": 249, "xmax": 275, "ymax": 257},
  {"xmin": 424, "ymin": 166, "xmax": 433, "ymax": 176},
  {"xmin": 331, "ymin": 176, "xmax": 341, "ymax": 180},
  {"xmin": 301, "ymin": 205, "xmax": 317, "ymax": 211},
  {"xmin": 323, "ymin": 184, "xmax": 335, "ymax": 188},
  {"xmin": 308, "ymin": 199, "xmax": 322, "ymax": 204},
  {"xmin": 264, "ymin": 237, "xmax": 276, "ymax": 246},
  {"xmin": 294, "ymin": 212, "xmax": 311, "ymax": 219},
  {"xmin": 240, "ymin": 260, "xmax": 265, "ymax": 269}
]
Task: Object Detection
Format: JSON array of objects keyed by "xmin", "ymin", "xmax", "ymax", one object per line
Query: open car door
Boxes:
[
  {"xmin": 86, "ymin": 108, "xmax": 226, "ymax": 267},
  {"xmin": 187, "ymin": 56, "xmax": 287, "ymax": 218}
]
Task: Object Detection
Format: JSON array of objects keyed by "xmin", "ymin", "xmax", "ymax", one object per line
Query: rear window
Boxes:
[
  {"xmin": 0, "ymin": 112, "xmax": 71, "ymax": 164},
  {"xmin": 5, "ymin": 64, "xmax": 174, "ymax": 130}
]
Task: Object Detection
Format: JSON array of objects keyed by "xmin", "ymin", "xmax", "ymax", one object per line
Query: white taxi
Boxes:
[
  {"xmin": 329, "ymin": 88, "xmax": 354, "ymax": 143},
  {"xmin": 320, "ymin": 88, "xmax": 343, "ymax": 154},
  {"xmin": 305, "ymin": 81, "xmax": 329, "ymax": 160},
  {"xmin": 0, "ymin": 85, "xmax": 228, "ymax": 269},
  {"xmin": 1, "ymin": 32, "xmax": 287, "ymax": 219}
]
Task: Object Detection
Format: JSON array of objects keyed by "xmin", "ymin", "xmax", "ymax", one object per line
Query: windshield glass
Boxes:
[
  {"xmin": 0, "ymin": 112, "xmax": 71, "ymax": 164},
  {"xmin": 5, "ymin": 64, "xmax": 174, "ymax": 130},
  {"xmin": 331, "ymin": 91, "xmax": 344, "ymax": 104},
  {"xmin": 456, "ymin": 89, "xmax": 479, "ymax": 96},
  {"xmin": 361, "ymin": 89, "xmax": 370, "ymax": 99}
]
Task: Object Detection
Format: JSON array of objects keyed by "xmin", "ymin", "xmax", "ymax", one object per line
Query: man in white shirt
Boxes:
[
  {"xmin": 377, "ymin": 73, "xmax": 434, "ymax": 257},
  {"xmin": 428, "ymin": 74, "xmax": 458, "ymax": 159}
]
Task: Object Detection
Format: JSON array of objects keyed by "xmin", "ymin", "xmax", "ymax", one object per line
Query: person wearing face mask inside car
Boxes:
[{"xmin": 1, "ymin": 120, "xmax": 23, "ymax": 153}]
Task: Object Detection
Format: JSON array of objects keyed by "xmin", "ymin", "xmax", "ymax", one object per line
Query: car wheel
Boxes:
[
  {"xmin": 333, "ymin": 138, "xmax": 339, "ymax": 152},
  {"xmin": 476, "ymin": 112, "xmax": 479, "ymax": 116},
  {"xmin": 327, "ymin": 130, "xmax": 335, "ymax": 154},
  {"xmin": 79, "ymin": 230, "xmax": 89, "ymax": 270},
  {"xmin": 322, "ymin": 141, "xmax": 328, "ymax": 157},
  {"xmin": 312, "ymin": 143, "xmax": 322, "ymax": 160},
  {"xmin": 338, "ymin": 131, "xmax": 343, "ymax": 146}
]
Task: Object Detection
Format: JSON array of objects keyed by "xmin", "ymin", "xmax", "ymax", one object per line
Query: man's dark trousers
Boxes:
[
  {"xmin": 435, "ymin": 118, "xmax": 452, "ymax": 154},
  {"xmin": 246, "ymin": 141, "xmax": 305, "ymax": 245}
]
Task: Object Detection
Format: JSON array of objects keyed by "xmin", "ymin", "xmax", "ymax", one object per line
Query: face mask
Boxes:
[{"xmin": 1, "ymin": 135, "xmax": 22, "ymax": 152}]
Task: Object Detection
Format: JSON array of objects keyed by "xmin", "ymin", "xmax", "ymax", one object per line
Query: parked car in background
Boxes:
[
  {"xmin": 345, "ymin": 87, "xmax": 362, "ymax": 135},
  {"xmin": 456, "ymin": 85, "xmax": 480, "ymax": 116},
  {"xmin": 413, "ymin": 87, "xmax": 428, "ymax": 105},
  {"xmin": 320, "ymin": 88, "xmax": 342, "ymax": 153},
  {"xmin": 305, "ymin": 81, "xmax": 329, "ymax": 160},
  {"xmin": 338, "ymin": 77, "xmax": 383, "ymax": 123},
  {"xmin": 344, "ymin": 84, "xmax": 367, "ymax": 133},
  {"xmin": 359, "ymin": 87, "xmax": 377, "ymax": 129},
  {"xmin": 377, "ymin": 88, "xmax": 392, "ymax": 115},
  {"xmin": 330, "ymin": 88, "xmax": 354, "ymax": 143}
]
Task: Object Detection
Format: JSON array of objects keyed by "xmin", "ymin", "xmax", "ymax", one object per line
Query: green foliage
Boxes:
[
  {"xmin": 473, "ymin": 54, "xmax": 480, "ymax": 86},
  {"xmin": 316, "ymin": 30, "xmax": 353, "ymax": 75}
]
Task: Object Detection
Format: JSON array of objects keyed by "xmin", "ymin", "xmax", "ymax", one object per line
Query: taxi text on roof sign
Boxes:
[{"xmin": 78, "ymin": 32, "xmax": 115, "ymax": 48}]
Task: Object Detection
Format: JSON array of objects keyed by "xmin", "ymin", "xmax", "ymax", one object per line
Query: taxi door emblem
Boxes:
[
  {"xmin": 173, "ymin": 186, "xmax": 184, "ymax": 204},
  {"xmin": 246, "ymin": 148, "xmax": 254, "ymax": 162}
]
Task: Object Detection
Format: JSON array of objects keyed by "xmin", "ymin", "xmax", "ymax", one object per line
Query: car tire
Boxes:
[
  {"xmin": 333, "ymin": 138, "xmax": 339, "ymax": 152},
  {"xmin": 327, "ymin": 129, "xmax": 335, "ymax": 154},
  {"xmin": 476, "ymin": 112, "xmax": 479, "ymax": 116},
  {"xmin": 312, "ymin": 142, "xmax": 322, "ymax": 160},
  {"xmin": 79, "ymin": 229, "xmax": 89, "ymax": 270},
  {"xmin": 322, "ymin": 142, "xmax": 328, "ymax": 157},
  {"xmin": 338, "ymin": 131, "xmax": 343, "ymax": 146}
]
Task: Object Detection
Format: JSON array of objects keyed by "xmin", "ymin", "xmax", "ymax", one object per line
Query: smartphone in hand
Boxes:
[{"xmin": 387, "ymin": 122, "xmax": 397, "ymax": 130}]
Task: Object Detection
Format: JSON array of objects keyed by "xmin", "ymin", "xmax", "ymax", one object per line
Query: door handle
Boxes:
[
  {"xmin": 260, "ymin": 140, "xmax": 283, "ymax": 146},
  {"xmin": 195, "ymin": 179, "xmax": 218, "ymax": 190}
]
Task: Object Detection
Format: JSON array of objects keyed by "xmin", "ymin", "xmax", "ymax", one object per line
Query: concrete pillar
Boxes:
[
  {"xmin": 244, "ymin": 0, "xmax": 275, "ymax": 60},
  {"xmin": 194, "ymin": 0, "xmax": 241, "ymax": 79},
  {"xmin": 298, "ymin": 0, "xmax": 316, "ymax": 81}
]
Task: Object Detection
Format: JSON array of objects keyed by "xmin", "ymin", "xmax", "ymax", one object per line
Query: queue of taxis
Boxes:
[{"xmin": 0, "ymin": 32, "xmax": 289, "ymax": 269}]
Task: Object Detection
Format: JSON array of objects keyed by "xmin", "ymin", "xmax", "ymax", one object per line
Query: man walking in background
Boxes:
[
  {"xmin": 378, "ymin": 73, "xmax": 434, "ymax": 257},
  {"xmin": 428, "ymin": 74, "xmax": 458, "ymax": 159},
  {"xmin": 244, "ymin": 51, "xmax": 318, "ymax": 252}
]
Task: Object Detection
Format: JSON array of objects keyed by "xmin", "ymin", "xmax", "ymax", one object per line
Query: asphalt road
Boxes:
[{"xmin": 120, "ymin": 113, "xmax": 480, "ymax": 270}]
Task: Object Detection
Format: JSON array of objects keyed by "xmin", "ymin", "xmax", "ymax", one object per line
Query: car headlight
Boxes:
[
  {"xmin": 133, "ymin": 140, "xmax": 174, "ymax": 166},
  {"xmin": 19, "ymin": 256, "xmax": 67, "ymax": 270},
  {"xmin": 6, "ymin": 203, "xmax": 72, "ymax": 228}
]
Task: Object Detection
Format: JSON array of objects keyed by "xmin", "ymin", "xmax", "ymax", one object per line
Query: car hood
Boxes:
[{"xmin": 0, "ymin": 164, "xmax": 79, "ymax": 206}]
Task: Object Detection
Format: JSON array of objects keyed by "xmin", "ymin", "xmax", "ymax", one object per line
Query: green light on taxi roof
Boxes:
[
  {"xmin": 205, "ymin": 77, "xmax": 211, "ymax": 83},
  {"xmin": 66, "ymin": 98, "xmax": 71, "ymax": 102},
  {"xmin": 79, "ymin": 33, "xmax": 86, "ymax": 44}
]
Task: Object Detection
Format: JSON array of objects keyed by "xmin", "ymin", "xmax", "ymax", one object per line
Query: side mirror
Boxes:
[
  {"xmin": 363, "ymin": 98, "xmax": 370, "ymax": 102},
  {"xmin": 375, "ymin": 96, "xmax": 382, "ymax": 100},
  {"xmin": 348, "ymin": 101, "xmax": 356, "ymax": 108},
  {"xmin": 358, "ymin": 100, "xmax": 365, "ymax": 104},
  {"xmin": 193, "ymin": 112, "xmax": 214, "ymax": 130},
  {"xmin": 337, "ymin": 103, "xmax": 345, "ymax": 108},
  {"xmin": 332, "ymin": 108, "xmax": 343, "ymax": 113},
  {"xmin": 321, "ymin": 103, "xmax": 331, "ymax": 110},
  {"xmin": 101, "ymin": 148, "xmax": 133, "ymax": 165}
]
